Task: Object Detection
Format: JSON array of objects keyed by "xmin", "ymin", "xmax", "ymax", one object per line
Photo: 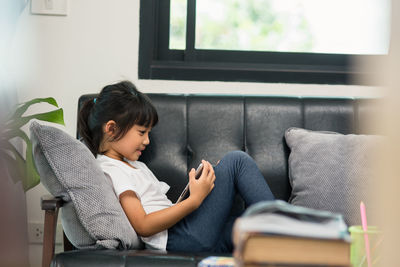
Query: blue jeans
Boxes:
[{"xmin": 166, "ymin": 151, "xmax": 275, "ymax": 253}]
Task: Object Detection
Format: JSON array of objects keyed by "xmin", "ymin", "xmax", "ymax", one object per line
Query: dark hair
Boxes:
[{"xmin": 78, "ymin": 81, "xmax": 158, "ymax": 156}]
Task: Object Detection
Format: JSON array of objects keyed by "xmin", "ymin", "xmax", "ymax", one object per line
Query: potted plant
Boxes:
[
  {"xmin": 0, "ymin": 97, "xmax": 64, "ymax": 266},
  {"xmin": 1, "ymin": 97, "xmax": 65, "ymax": 191}
]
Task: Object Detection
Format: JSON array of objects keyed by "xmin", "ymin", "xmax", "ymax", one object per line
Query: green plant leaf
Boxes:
[
  {"xmin": 24, "ymin": 141, "xmax": 40, "ymax": 191},
  {"xmin": 1, "ymin": 97, "xmax": 65, "ymax": 192},
  {"xmin": 15, "ymin": 129, "xmax": 40, "ymax": 191},
  {"xmin": 10, "ymin": 97, "xmax": 59, "ymax": 121},
  {"xmin": 5, "ymin": 108, "xmax": 64, "ymax": 133},
  {"xmin": 1, "ymin": 144, "xmax": 26, "ymax": 185},
  {"xmin": 2, "ymin": 129, "xmax": 40, "ymax": 191}
]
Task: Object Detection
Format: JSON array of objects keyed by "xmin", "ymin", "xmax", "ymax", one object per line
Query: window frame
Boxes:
[{"xmin": 139, "ymin": 0, "xmax": 385, "ymax": 85}]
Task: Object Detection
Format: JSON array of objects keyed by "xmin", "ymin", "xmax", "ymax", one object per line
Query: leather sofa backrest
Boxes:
[{"xmin": 78, "ymin": 94, "xmax": 381, "ymax": 202}]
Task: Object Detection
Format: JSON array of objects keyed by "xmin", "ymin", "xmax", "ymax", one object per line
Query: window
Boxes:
[{"xmin": 139, "ymin": 0, "xmax": 391, "ymax": 84}]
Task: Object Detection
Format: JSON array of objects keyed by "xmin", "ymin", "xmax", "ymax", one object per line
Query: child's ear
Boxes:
[{"xmin": 104, "ymin": 120, "xmax": 117, "ymax": 137}]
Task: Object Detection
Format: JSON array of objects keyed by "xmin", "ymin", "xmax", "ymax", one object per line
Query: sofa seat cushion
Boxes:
[
  {"xmin": 285, "ymin": 127, "xmax": 382, "ymax": 226},
  {"xmin": 30, "ymin": 121, "xmax": 142, "ymax": 249}
]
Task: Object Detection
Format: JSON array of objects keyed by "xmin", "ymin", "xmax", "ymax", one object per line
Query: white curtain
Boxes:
[{"xmin": 0, "ymin": 1, "xmax": 29, "ymax": 266}]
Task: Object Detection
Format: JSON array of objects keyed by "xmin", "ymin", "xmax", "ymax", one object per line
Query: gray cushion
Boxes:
[
  {"xmin": 30, "ymin": 121, "xmax": 142, "ymax": 249},
  {"xmin": 285, "ymin": 127, "xmax": 381, "ymax": 226}
]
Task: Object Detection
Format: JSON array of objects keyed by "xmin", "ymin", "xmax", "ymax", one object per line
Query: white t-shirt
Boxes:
[{"xmin": 96, "ymin": 154, "xmax": 173, "ymax": 250}]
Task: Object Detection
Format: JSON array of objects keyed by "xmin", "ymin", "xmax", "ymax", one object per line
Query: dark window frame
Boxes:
[{"xmin": 139, "ymin": 0, "xmax": 385, "ymax": 85}]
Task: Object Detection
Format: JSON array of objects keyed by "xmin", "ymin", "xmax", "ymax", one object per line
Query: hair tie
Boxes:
[
  {"xmin": 130, "ymin": 89, "xmax": 138, "ymax": 97},
  {"xmin": 93, "ymin": 98, "xmax": 97, "ymax": 104}
]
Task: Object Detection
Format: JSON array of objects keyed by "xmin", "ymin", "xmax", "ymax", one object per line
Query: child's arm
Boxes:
[{"xmin": 119, "ymin": 160, "xmax": 215, "ymax": 237}]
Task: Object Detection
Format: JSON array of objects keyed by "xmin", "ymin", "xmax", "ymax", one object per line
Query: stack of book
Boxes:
[{"xmin": 233, "ymin": 200, "xmax": 350, "ymax": 266}]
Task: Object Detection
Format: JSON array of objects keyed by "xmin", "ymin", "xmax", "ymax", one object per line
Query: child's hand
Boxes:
[{"xmin": 188, "ymin": 160, "xmax": 216, "ymax": 207}]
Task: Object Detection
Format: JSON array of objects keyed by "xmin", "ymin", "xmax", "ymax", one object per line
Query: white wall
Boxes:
[{"xmin": 11, "ymin": 0, "xmax": 383, "ymax": 266}]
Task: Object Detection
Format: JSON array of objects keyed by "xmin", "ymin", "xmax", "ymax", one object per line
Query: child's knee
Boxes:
[{"xmin": 222, "ymin": 150, "xmax": 249, "ymax": 163}]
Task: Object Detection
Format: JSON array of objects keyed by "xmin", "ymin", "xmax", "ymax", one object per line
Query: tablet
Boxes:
[{"xmin": 175, "ymin": 163, "xmax": 204, "ymax": 203}]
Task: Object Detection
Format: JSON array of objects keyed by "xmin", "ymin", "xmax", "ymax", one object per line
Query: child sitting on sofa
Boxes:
[{"xmin": 78, "ymin": 80, "xmax": 275, "ymax": 252}]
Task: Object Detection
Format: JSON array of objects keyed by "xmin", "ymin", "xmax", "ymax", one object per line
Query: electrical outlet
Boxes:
[
  {"xmin": 28, "ymin": 222, "xmax": 64, "ymax": 244},
  {"xmin": 28, "ymin": 222, "xmax": 44, "ymax": 244}
]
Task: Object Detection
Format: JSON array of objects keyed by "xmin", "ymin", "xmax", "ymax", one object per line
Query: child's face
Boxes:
[{"xmin": 106, "ymin": 124, "xmax": 151, "ymax": 162}]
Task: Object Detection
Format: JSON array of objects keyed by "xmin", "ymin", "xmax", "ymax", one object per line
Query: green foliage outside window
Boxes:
[
  {"xmin": 170, "ymin": 0, "xmax": 313, "ymax": 52},
  {"xmin": 195, "ymin": 0, "xmax": 313, "ymax": 52}
]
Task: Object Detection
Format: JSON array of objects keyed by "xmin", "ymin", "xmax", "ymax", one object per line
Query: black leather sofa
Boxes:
[{"xmin": 41, "ymin": 94, "xmax": 380, "ymax": 267}]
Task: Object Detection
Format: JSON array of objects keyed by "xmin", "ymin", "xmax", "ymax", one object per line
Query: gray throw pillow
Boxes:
[
  {"xmin": 30, "ymin": 121, "xmax": 142, "ymax": 249},
  {"xmin": 285, "ymin": 127, "xmax": 381, "ymax": 226}
]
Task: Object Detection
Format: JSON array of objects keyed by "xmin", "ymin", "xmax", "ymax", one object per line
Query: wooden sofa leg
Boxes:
[
  {"xmin": 41, "ymin": 195, "xmax": 63, "ymax": 267},
  {"xmin": 42, "ymin": 209, "xmax": 59, "ymax": 267}
]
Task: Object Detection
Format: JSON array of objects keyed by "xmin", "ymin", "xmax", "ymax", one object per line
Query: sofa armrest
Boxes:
[
  {"xmin": 41, "ymin": 194, "xmax": 63, "ymax": 210},
  {"xmin": 41, "ymin": 195, "xmax": 64, "ymax": 267}
]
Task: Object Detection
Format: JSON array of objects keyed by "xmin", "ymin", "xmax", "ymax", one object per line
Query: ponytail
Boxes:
[{"xmin": 78, "ymin": 98, "xmax": 100, "ymax": 156}]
